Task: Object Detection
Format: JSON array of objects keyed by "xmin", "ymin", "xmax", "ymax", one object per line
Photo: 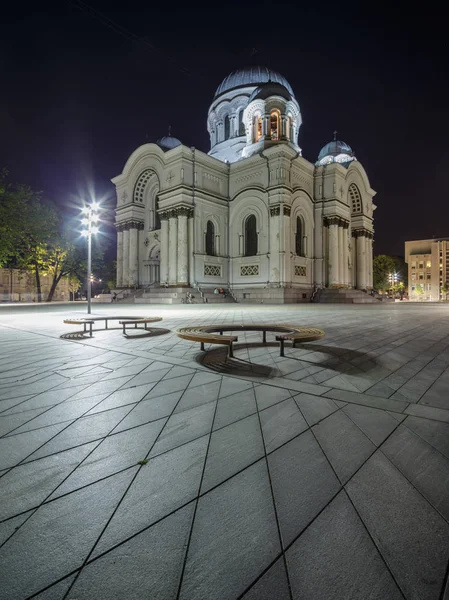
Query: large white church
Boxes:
[{"xmin": 113, "ymin": 66, "xmax": 376, "ymax": 302}]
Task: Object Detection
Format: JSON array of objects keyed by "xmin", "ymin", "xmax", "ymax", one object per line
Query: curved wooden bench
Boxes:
[
  {"xmin": 63, "ymin": 319, "xmax": 95, "ymax": 337},
  {"xmin": 177, "ymin": 325, "xmax": 324, "ymax": 357},
  {"xmin": 119, "ymin": 317, "xmax": 162, "ymax": 334},
  {"xmin": 64, "ymin": 316, "xmax": 162, "ymax": 336}
]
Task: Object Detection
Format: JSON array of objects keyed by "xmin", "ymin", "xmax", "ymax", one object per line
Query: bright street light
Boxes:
[{"xmin": 80, "ymin": 203, "xmax": 101, "ymax": 314}]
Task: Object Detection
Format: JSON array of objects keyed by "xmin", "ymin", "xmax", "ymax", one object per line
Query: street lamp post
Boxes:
[{"xmin": 81, "ymin": 203, "xmax": 100, "ymax": 315}]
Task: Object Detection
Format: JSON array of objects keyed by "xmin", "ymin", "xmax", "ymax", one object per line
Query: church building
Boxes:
[{"xmin": 113, "ymin": 66, "xmax": 376, "ymax": 302}]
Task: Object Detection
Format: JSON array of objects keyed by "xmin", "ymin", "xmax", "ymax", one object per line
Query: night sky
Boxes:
[{"xmin": 2, "ymin": 1, "xmax": 449, "ymax": 256}]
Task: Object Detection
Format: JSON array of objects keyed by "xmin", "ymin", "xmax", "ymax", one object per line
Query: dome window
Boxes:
[
  {"xmin": 238, "ymin": 110, "xmax": 245, "ymax": 136},
  {"xmin": 270, "ymin": 110, "xmax": 280, "ymax": 141},
  {"xmin": 254, "ymin": 114, "xmax": 263, "ymax": 142},
  {"xmin": 224, "ymin": 116, "xmax": 231, "ymax": 141}
]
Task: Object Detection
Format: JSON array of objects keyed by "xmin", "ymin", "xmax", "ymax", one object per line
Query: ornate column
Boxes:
[
  {"xmin": 117, "ymin": 229, "xmax": 124, "ymax": 287},
  {"xmin": 160, "ymin": 213, "xmax": 169, "ymax": 285},
  {"xmin": 128, "ymin": 223, "xmax": 142, "ymax": 287},
  {"xmin": 168, "ymin": 210, "xmax": 178, "ymax": 285},
  {"xmin": 122, "ymin": 227, "xmax": 130, "ymax": 287},
  {"xmin": 343, "ymin": 223, "xmax": 350, "ymax": 287},
  {"xmin": 188, "ymin": 215, "xmax": 194, "ymax": 286},
  {"xmin": 338, "ymin": 225, "xmax": 344, "ymax": 286},
  {"xmin": 327, "ymin": 217, "xmax": 339, "ymax": 287},
  {"xmin": 177, "ymin": 208, "xmax": 189, "ymax": 285},
  {"xmin": 263, "ymin": 114, "xmax": 270, "ymax": 138},
  {"xmin": 356, "ymin": 231, "xmax": 366, "ymax": 289},
  {"xmin": 367, "ymin": 233, "xmax": 373, "ymax": 289},
  {"xmin": 269, "ymin": 205, "xmax": 281, "ymax": 284}
]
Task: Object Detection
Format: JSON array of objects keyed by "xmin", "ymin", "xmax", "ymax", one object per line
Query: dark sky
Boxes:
[{"xmin": 2, "ymin": 1, "xmax": 449, "ymax": 256}]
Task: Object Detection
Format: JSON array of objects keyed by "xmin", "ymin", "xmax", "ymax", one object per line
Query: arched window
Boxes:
[
  {"xmin": 244, "ymin": 214, "xmax": 258, "ymax": 257},
  {"xmin": 348, "ymin": 184, "xmax": 362, "ymax": 214},
  {"xmin": 206, "ymin": 220, "xmax": 215, "ymax": 256},
  {"xmin": 254, "ymin": 114, "xmax": 263, "ymax": 142},
  {"xmin": 224, "ymin": 116, "xmax": 230, "ymax": 140},
  {"xmin": 295, "ymin": 216, "xmax": 304, "ymax": 256},
  {"xmin": 238, "ymin": 110, "xmax": 245, "ymax": 136},
  {"xmin": 270, "ymin": 110, "xmax": 280, "ymax": 140}
]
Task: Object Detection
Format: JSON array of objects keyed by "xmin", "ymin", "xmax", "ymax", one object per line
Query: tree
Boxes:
[
  {"xmin": 373, "ymin": 255, "xmax": 396, "ymax": 292},
  {"xmin": 441, "ymin": 281, "xmax": 449, "ymax": 301},
  {"xmin": 415, "ymin": 284, "xmax": 424, "ymax": 299}
]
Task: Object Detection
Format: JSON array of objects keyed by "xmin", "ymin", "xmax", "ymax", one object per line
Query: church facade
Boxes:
[{"xmin": 113, "ymin": 66, "xmax": 376, "ymax": 302}]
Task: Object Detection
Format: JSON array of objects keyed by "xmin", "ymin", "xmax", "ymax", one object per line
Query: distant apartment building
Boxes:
[{"xmin": 404, "ymin": 238, "xmax": 449, "ymax": 301}]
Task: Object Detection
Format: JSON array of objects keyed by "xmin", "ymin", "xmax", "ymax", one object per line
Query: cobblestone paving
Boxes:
[{"xmin": 1, "ymin": 302, "xmax": 449, "ymax": 599}]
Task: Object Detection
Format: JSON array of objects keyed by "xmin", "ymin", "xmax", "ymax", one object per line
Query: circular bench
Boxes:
[
  {"xmin": 177, "ymin": 324, "xmax": 325, "ymax": 357},
  {"xmin": 63, "ymin": 316, "xmax": 162, "ymax": 337}
]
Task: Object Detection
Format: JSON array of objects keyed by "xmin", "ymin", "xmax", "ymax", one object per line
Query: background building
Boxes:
[
  {"xmin": 114, "ymin": 66, "xmax": 376, "ymax": 302},
  {"xmin": 405, "ymin": 238, "xmax": 449, "ymax": 301},
  {"xmin": 0, "ymin": 269, "xmax": 71, "ymax": 302}
]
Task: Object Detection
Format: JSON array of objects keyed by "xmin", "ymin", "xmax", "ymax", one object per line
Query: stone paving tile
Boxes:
[
  {"xmin": 32, "ymin": 575, "xmax": 77, "ymax": 599},
  {"xmin": 312, "ymin": 410, "xmax": 376, "ymax": 484},
  {"xmin": 213, "ymin": 388, "xmax": 257, "ymax": 430},
  {"xmin": 346, "ymin": 451, "xmax": 449, "ymax": 600},
  {"xmin": 294, "ymin": 392, "xmax": 340, "ymax": 426},
  {"xmin": 254, "ymin": 384, "xmax": 291, "ymax": 411},
  {"xmin": 174, "ymin": 379, "xmax": 221, "ymax": 413},
  {"xmin": 85, "ymin": 382, "xmax": 156, "ymax": 415},
  {"xmin": 49, "ymin": 419, "xmax": 168, "ymax": 499},
  {"xmin": 268, "ymin": 430, "xmax": 340, "ymax": 547},
  {"xmin": 201, "ymin": 414, "xmax": 264, "ymax": 493},
  {"xmin": 0, "ymin": 442, "xmax": 98, "ymax": 519},
  {"xmin": 381, "ymin": 425, "xmax": 449, "ymax": 521},
  {"xmin": 67, "ymin": 503, "xmax": 195, "ymax": 600},
  {"xmin": 0, "ymin": 510, "xmax": 34, "ymax": 546},
  {"xmin": 26, "ymin": 406, "xmax": 132, "ymax": 459},
  {"xmin": 241, "ymin": 558, "xmax": 290, "ymax": 600},
  {"xmin": 219, "ymin": 376, "xmax": 253, "ymax": 398},
  {"xmin": 0, "ymin": 422, "xmax": 69, "ymax": 470},
  {"xmin": 92, "ymin": 435, "xmax": 209, "ymax": 558},
  {"xmin": 342, "ymin": 403, "xmax": 399, "ymax": 446},
  {"xmin": 260, "ymin": 398, "xmax": 309, "ymax": 453},
  {"xmin": 404, "ymin": 415, "xmax": 449, "ymax": 458},
  {"xmin": 324, "ymin": 388, "xmax": 409, "ymax": 414},
  {"xmin": 0, "ymin": 406, "xmax": 51, "ymax": 437},
  {"xmin": 112, "ymin": 390, "xmax": 182, "ymax": 432},
  {"xmin": 286, "ymin": 491, "xmax": 403, "ymax": 600},
  {"xmin": 405, "ymin": 403, "xmax": 449, "ymax": 423},
  {"xmin": 149, "ymin": 401, "xmax": 216, "ymax": 456},
  {"xmin": 0, "ymin": 468, "xmax": 136, "ymax": 600},
  {"xmin": 179, "ymin": 461, "xmax": 280, "ymax": 600}
]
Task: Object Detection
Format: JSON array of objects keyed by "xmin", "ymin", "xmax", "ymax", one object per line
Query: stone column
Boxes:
[
  {"xmin": 263, "ymin": 114, "xmax": 270, "ymax": 138},
  {"xmin": 356, "ymin": 232, "xmax": 366, "ymax": 289},
  {"xmin": 168, "ymin": 211, "xmax": 178, "ymax": 285},
  {"xmin": 328, "ymin": 218, "xmax": 339, "ymax": 287},
  {"xmin": 117, "ymin": 230, "xmax": 123, "ymax": 287},
  {"xmin": 367, "ymin": 235, "xmax": 373, "ymax": 289},
  {"xmin": 122, "ymin": 228, "xmax": 130, "ymax": 287},
  {"xmin": 269, "ymin": 205, "xmax": 280, "ymax": 284},
  {"xmin": 188, "ymin": 215, "xmax": 194, "ymax": 285},
  {"xmin": 160, "ymin": 215, "xmax": 169, "ymax": 285},
  {"xmin": 338, "ymin": 225, "xmax": 344, "ymax": 286},
  {"xmin": 343, "ymin": 225, "xmax": 349, "ymax": 287},
  {"xmin": 129, "ymin": 227, "xmax": 138, "ymax": 287},
  {"xmin": 177, "ymin": 209, "xmax": 189, "ymax": 285}
]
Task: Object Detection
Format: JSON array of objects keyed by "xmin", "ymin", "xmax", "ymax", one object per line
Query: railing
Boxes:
[
  {"xmin": 227, "ymin": 284, "xmax": 238, "ymax": 303},
  {"xmin": 193, "ymin": 282, "xmax": 206, "ymax": 303}
]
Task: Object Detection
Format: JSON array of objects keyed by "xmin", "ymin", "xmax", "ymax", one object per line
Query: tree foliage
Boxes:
[{"xmin": 373, "ymin": 255, "xmax": 396, "ymax": 291}]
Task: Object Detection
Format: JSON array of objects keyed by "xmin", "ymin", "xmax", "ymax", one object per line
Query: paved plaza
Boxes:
[{"xmin": 1, "ymin": 302, "xmax": 449, "ymax": 599}]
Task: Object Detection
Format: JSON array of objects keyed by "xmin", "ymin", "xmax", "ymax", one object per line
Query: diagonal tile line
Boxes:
[
  {"xmin": 174, "ymin": 374, "xmax": 226, "ymax": 599},
  {"xmin": 293, "ymin": 398, "xmax": 408, "ymax": 599},
  {"xmin": 60, "ymin": 371, "xmax": 196, "ymax": 600},
  {"xmin": 401, "ymin": 415, "xmax": 449, "ymax": 461},
  {"xmin": 251, "ymin": 386, "xmax": 295, "ymax": 599}
]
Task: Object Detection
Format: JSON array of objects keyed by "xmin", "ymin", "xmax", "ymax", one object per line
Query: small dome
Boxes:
[
  {"xmin": 156, "ymin": 135, "xmax": 182, "ymax": 151},
  {"xmin": 317, "ymin": 136, "xmax": 356, "ymax": 167},
  {"xmin": 214, "ymin": 66, "xmax": 294, "ymax": 99},
  {"xmin": 248, "ymin": 82, "xmax": 293, "ymax": 103}
]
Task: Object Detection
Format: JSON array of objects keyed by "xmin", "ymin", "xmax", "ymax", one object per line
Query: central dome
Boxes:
[{"xmin": 214, "ymin": 66, "xmax": 294, "ymax": 99}]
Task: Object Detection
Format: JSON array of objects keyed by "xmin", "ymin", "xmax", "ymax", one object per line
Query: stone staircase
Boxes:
[
  {"xmin": 117, "ymin": 286, "xmax": 236, "ymax": 305},
  {"xmin": 316, "ymin": 288, "xmax": 380, "ymax": 304}
]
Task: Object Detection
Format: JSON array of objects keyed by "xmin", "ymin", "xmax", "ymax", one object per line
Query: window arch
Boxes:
[
  {"xmin": 155, "ymin": 196, "xmax": 161, "ymax": 230},
  {"xmin": 238, "ymin": 110, "xmax": 245, "ymax": 136},
  {"xmin": 270, "ymin": 110, "xmax": 280, "ymax": 140},
  {"xmin": 224, "ymin": 116, "xmax": 230, "ymax": 140},
  {"xmin": 206, "ymin": 220, "xmax": 215, "ymax": 256},
  {"xmin": 287, "ymin": 115, "xmax": 293, "ymax": 141},
  {"xmin": 253, "ymin": 114, "xmax": 263, "ymax": 142},
  {"xmin": 244, "ymin": 214, "xmax": 258, "ymax": 257},
  {"xmin": 295, "ymin": 216, "xmax": 304, "ymax": 256},
  {"xmin": 348, "ymin": 184, "xmax": 362, "ymax": 214}
]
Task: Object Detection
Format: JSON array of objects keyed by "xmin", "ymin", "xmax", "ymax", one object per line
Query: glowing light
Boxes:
[
  {"xmin": 91, "ymin": 226, "xmax": 99, "ymax": 235},
  {"xmin": 81, "ymin": 218, "xmax": 89, "ymax": 225},
  {"xmin": 81, "ymin": 206, "xmax": 89, "ymax": 214},
  {"xmin": 81, "ymin": 230, "xmax": 88, "ymax": 237},
  {"xmin": 91, "ymin": 201, "xmax": 100, "ymax": 211}
]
